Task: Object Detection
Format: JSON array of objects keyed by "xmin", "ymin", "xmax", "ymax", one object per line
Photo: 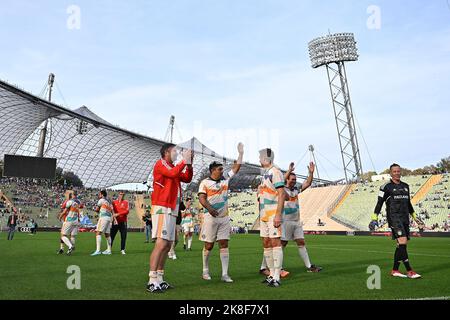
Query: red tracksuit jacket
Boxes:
[{"xmin": 151, "ymin": 159, "xmax": 193, "ymax": 210}]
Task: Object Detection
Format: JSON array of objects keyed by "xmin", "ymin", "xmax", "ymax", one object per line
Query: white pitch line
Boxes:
[
  {"xmin": 404, "ymin": 297, "xmax": 450, "ymax": 300},
  {"xmin": 306, "ymin": 245, "xmax": 450, "ymax": 258}
]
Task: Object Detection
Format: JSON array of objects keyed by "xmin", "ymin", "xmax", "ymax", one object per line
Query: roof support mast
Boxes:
[{"xmin": 37, "ymin": 73, "xmax": 55, "ymax": 157}]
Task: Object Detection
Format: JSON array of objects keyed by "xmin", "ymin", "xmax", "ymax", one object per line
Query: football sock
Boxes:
[
  {"xmin": 272, "ymin": 246, "xmax": 283, "ymax": 281},
  {"xmin": 61, "ymin": 236, "xmax": 72, "ymax": 249},
  {"xmin": 220, "ymin": 248, "xmax": 229, "ymax": 276},
  {"xmin": 399, "ymin": 244, "xmax": 412, "ymax": 271},
  {"xmin": 298, "ymin": 245, "xmax": 312, "ymax": 268},
  {"xmin": 393, "ymin": 246, "xmax": 401, "ymax": 270},
  {"xmin": 263, "ymin": 247, "xmax": 274, "ymax": 277},
  {"xmin": 96, "ymin": 235, "xmax": 101, "ymax": 252},
  {"xmin": 260, "ymin": 255, "xmax": 267, "ymax": 270},
  {"xmin": 202, "ymin": 248, "xmax": 211, "ymax": 274},
  {"xmin": 106, "ymin": 236, "xmax": 111, "ymax": 251},
  {"xmin": 187, "ymin": 236, "xmax": 193, "ymax": 249},
  {"xmin": 70, "ymin": 236, "xmax": 76, "ymax": 246},
  {"xmin": 148, "ymin": 271, "xmax": 158, "ymax": 285},
  {"xmin": 157, "ymin": 270, "xmax": 164, "ymax": 283}
]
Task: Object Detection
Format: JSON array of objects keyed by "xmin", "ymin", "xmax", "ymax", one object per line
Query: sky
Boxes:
[{"xmin": 1, "ymin": 0, "xmax": 449, "ymax": 182}]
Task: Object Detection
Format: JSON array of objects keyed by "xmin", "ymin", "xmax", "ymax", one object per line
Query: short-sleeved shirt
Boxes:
[
  {"xmin": 181, "ymin": 207, "xmax": 194, "ymax": 225},
  {"xmin": 259, "ymin": 166, "xmax": 285, "ymax": 222},
  {"xmin": 198, "ymin": 170, "xmax": 235, "ymax": 218},
  {"xmin": 283, "ymin": 187, "xmax": 300, "ymax": 221},
  {"xmin": 97, "ymin": 198, "xmax": 113, "ymax": 219},
  {"xmin": 65, "ymin": 198, "xmax": 81, "ymax": 222}
]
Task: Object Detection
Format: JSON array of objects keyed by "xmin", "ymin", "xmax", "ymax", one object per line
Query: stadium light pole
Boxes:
[
  {"xmin": 37, "ymin": 73, "xmax": 55, "ymax": 157},
  {"xmin": 308, "ymin": 144, "xmax": 320, "ymax": 180},
  {"xmin": 308, "ymin": 32, "xmax": 363, "ymax": 182}
]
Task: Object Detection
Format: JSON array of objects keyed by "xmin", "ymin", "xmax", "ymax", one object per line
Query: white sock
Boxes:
[
  {"xmin": 60, "ymin": 241, "xmax": 64, "ymax": 250},
  {"xmin": 263, "ymin": 248, "xmax": 274, "ymax": 277},
  {"xmin": 183, "ymin": 236, "xmax": 187, "ymax": 245},
  {"xmin": 188, "ymin": 236, "xmax": 193, "ymax": 249},
  {"xmin": 61, "ymin": 236, "xmax": 72, "ymax": 249},
  {"xmin": 96, "ymin": 235, "xmax": 101, "ymax": 252},
  {"xmin": 157, "ymin": 270, "xmax": 164, "ymax": 283},
  {"xmin": 298, "ymin": 246, "xmax": 311, "ymax": 268},
  {"xmin": 220, "ymin": 248, "xmax": 229, "ymax": 276},
  {"xmin": 169, "ymin": 242, "xmax": 175, "ymax": 256},
  {"xmin": 260, "ymin": 254, "xmax": 267, "ymax": 270},
  {"xmin": 202, "ymin": 248, "xmax": 211, "ymax": 274},
  {"xmin": 106, "ymin": 237, "xmax": 111, "ymax": 251},
  {"xmin": 70, "ymin": 237, "xmax": 76, "ymax": 246},
  {"xmin": 148, "ymin": 271, "xmax": 158, "ymax": 285},
  {"xmin": 272, "ymin": 246, "xmax": 284, "ymax": 281}
]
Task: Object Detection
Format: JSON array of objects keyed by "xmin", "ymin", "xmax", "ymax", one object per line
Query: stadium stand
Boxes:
[
  {"xmin": 413, "ymin": 174, "xmax": 450, "ymax": 232},
  {"xmin": 228, "ymin": 190, "xmax": 258, "ymax": 229},
  {"xmin": 329, "ymin": 175, "xmax": 449, "ymax": 231},
  {"xmin": 299, "ymin": 184, "xmax": 351, "ymax": 231}
]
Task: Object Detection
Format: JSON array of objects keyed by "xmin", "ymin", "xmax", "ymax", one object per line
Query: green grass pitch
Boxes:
[{"xmin": 0, "ymin": 232, "xmax": 449, "ymax": 300}]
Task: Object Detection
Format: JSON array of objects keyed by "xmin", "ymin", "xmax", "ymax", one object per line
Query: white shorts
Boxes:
[
  {"xmin": 281, "ymin": 220, "xmax": 304, "ymax": 241},
  {"xmin": 260, "ymin": 217, "xmax": 282, "ymax": 238},
  {"xmin": 200, "ymin": 215, "xmax": 231, "ymax": 243},
  {"xmin": 151, "ymin": 206, "xmax": 177, "ymax": 242},
  {"xmin": 182, "ymin": 223, "xmax": 194, "ymax": 234},
  {"xmin": 96, "ymin": 217, "xmax": 112, "ymax": 234},
  {"xmin": 61, "ymin": 221, "xmax": 79, "ymax": 236}
]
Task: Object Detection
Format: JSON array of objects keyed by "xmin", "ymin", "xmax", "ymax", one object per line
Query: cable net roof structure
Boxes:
[{"xmin": 0, "ymin": 79, "xmax": 331, "ymax": 189}]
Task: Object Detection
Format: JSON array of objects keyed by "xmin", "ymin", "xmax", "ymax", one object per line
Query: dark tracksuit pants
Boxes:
[{"xmin": 110, "ymin": 221, "xmax": 127, "ymax": 251}]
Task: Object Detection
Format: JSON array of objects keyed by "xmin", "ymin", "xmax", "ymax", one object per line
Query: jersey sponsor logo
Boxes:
[{"xmin": 393, "ymin": 195, "xmax": 409, "ymax": 200}]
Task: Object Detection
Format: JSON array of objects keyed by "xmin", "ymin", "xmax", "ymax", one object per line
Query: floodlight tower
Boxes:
[
  {"xmin": 308, "ymin": 145, "xmax": 320, "ymax": 180},
  {"xmin": 308, "ymin": 32, "xmax": 363, "ymax": 182},
  {"xmin": 164, "ymin": 115, "xmax": 176, "ymax": 143}
]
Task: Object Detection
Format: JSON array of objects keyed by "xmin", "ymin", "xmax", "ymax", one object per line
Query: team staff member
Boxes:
[
  {"xmin": 370, "ymin": 163, "xmax": 423, "ymax": 279},
  {"xmin": 143, "ymin": 209, "xmax": 152, "ymax": 243},
  {"xmin": 111, "ymin": 192, "xmax": 129, "ymax": 255},
  {"xmin": 7, "ymin": 207, "xmax": 19, "ymax": 240},
  {"xmin": 146, "ymin": 143, "xmax": 193, "ymax": 293}
]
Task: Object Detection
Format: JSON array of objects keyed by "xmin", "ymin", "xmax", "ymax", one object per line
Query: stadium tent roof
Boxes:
[{"xmin": 0, "ymin": 78, "xmax": 331, "ymax": 189}]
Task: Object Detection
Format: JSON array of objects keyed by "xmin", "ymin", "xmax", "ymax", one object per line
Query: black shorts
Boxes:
[{"xmin": 390, "ymin": 222, "xmax": 410, "ymax": 240}]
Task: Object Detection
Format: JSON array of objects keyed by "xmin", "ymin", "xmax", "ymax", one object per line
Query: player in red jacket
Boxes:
[{"xmin": 146, "ymin": 143, "xmax": 193, "ymax": 293}]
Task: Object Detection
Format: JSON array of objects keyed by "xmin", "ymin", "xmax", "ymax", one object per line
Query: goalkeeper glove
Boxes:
[{"xmin": 369, "ymin": 213, "xmax": 378, "ymax": 231}]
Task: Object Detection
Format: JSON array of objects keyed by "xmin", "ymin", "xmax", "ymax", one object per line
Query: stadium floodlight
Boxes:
[{"xmin": 308, "ymin": 32, "xmax": 363, "ymax": 182}]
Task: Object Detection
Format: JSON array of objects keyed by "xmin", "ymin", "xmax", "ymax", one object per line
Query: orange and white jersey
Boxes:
[
  {"xmin": 259, "ymin": 165, "xmax": 285, "ymax": 222},
  {"xmin": 283, "ymin": 187, "xmax": 300, "ymax": 221},
  {"xmin": 198, "ymin": 170, "xmax": 235, "ymax": 218},
  {"xmin": 65, "ymin": 198, "xmax": 81, "ymax": 222},
  {"xmin": 97, "ymin": 198, "xmax": 113, "ymax": 219}
]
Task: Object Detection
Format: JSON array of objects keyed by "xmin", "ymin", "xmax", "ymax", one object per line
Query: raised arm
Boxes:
[
  {"xmin": 158, "ymin": 159, "xmax": 187, "ymax": 178},
  {"xmin": 301, "ymin": 162, "xmax": 315, "ymax": 192},
  {"xmin": 284, "ymin": 162, "xmax": 295, "ymax": 181},
  {"xmin": 231, "ymin": 142, "xmax": 244, "ymax": 175}
]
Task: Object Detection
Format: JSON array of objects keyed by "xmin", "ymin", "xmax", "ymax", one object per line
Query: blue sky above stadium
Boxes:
[{"xmin": 1, "ymin": 0, "xmax": 449, "ymax": 181}]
